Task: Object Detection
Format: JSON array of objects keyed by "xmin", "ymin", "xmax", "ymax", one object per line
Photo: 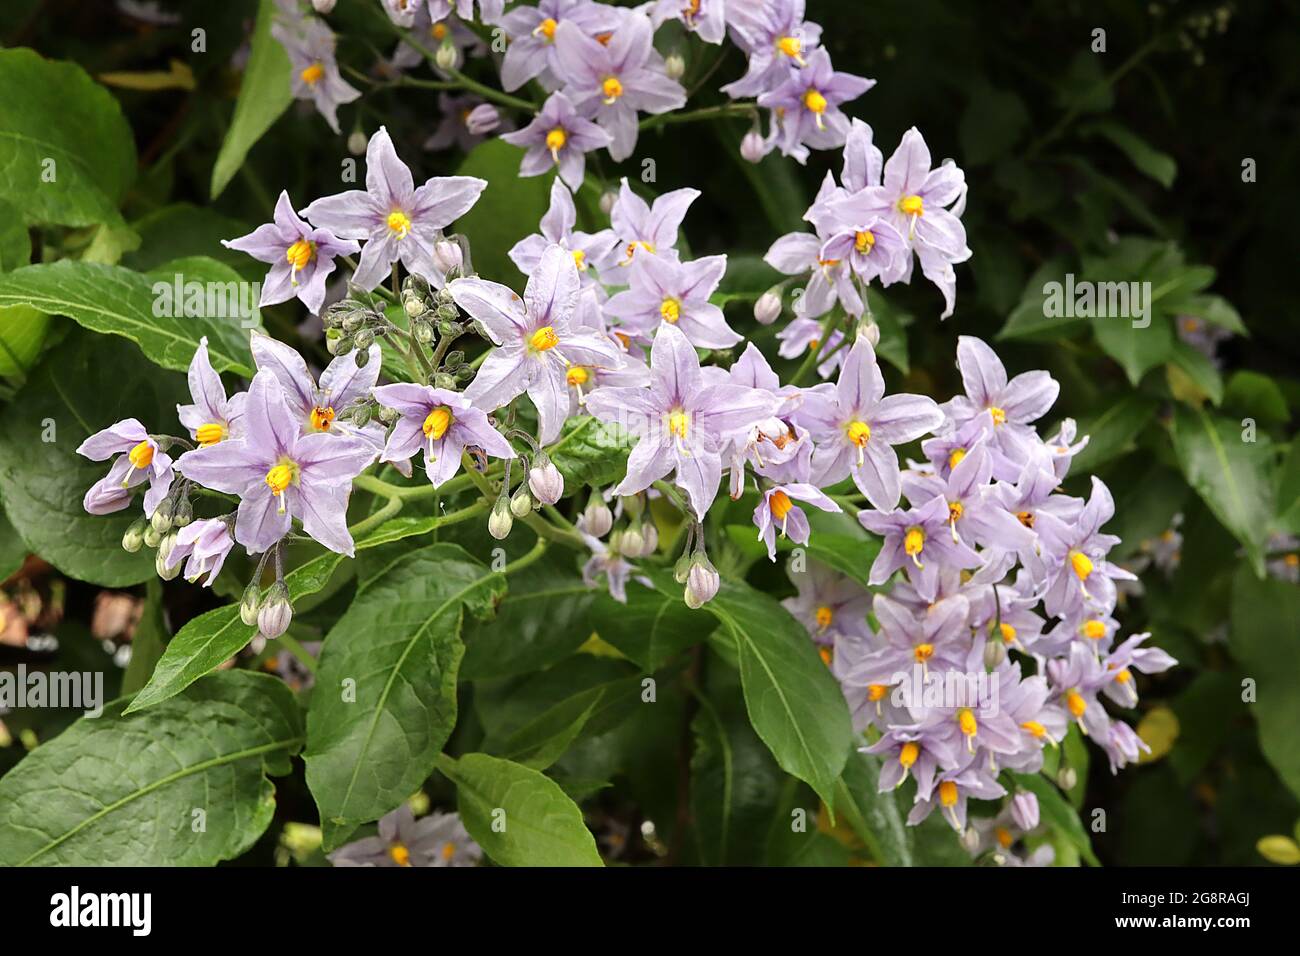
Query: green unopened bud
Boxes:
[
  {"xmin": 328, "ymin": 334, "xmax": 355, "ymax": 356},
  {"xmin": 983, "ymin": 639, "xmax": 1006, "ymax": 669},
  {"xmin": 621, "ymin": 494, "xmax": 645, "ymax": 520},
  {"xmin": 172, "ymin": 497, "xmax": 193, "ymax": 527},
  {"xmin": 444, "ymin": 350, "xmax": 465, "ymax": 367},
  {"xmin": 510, "ymin": 484, "xmax": 534, "ymax": 517},
  {"xmin": 673, "ymin": 550, "xmax": 692, "ymax": 584},
  {"xmin": 156, "ymin": 533, "xmax": 180, "ymax": 580},
  {"xmin": 432, "ymin": 372, "xmax": 458, "ymax": 390},
  {"xmin": 150, "ymin": 502, "xmax": 174, "ymax": 533},
  {"xmin": 454, "ymin": 364, "xmax": 475, "ymax": 383},
  {"xmin": 1057, "ymin": 766, "xmax": 1078, "ymax": 791},
  {"xmin": 240, "ymin": 581, "xmax": 262, "ymax": 626},
  {"xmin": 353, "ymin": 345, "xmax": 372, "ymax": 368},
  {"xmin": 378, "ymin": 406, "xmax": 399, "ymax": 426},
  {"xmin": 258, "ymin": 581, "xmax": 292, "ymax": 639},
  {"xmin": 414, "ymin": 320, "xmax": 434, "ymax": 344},
  {"xmin": 403, "ymin": 293, "xmax": 427, "ymax": 318},
  {"xmin": 342, "ymin": 311, "xmax": 366, "ymax": 333},
  {"xmin": 488, "ymin": 496, "xmax": 514, "ymax": 540},
  {"xmin": 143, "ymin": 525, "xmax": 162, "ymax": 549},
  {"xmin": 354, "ymin": 328, "xmax": 376, "ymax": 350},
  {"xmin": 122, "ymin": 518, "xmax": 147, "ymax": 553},
  {"xmin": 351, "ymin": 404, "xmax": 373, "ymax": 427}
]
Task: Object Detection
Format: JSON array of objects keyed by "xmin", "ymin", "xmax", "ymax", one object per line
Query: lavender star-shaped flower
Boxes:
[
  {"xmin": 757, "ymin": 48, "xmax": 873, "ymax": 163},
  {"xmin": 371, "ymin": 384, "xmax": 516, "ymax": 487},
  {"xmin": 176, "ymin": 336, "xmax": 246, "ymax": 447},
  {"xmin": 77, "ymin": 419, "xmax": 175, "ymax": 517},
  {"xmin": 501, "ymin": 92, "xmax": 612, "ymax": 192},
  {"xmin": 604, "ymin": 254, "xmax": 741, "ymax": 349}
]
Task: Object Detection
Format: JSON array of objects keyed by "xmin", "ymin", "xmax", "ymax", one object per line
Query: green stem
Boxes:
[
  {"xmin": 502, "ymin": 537, "xmax": 548, "ymax": 576},
  {"xmin": 461, "ymin": 453, "xmax": 586, "ymax": 549},
  {"xmin": 640, "ymin": 102, "xmax": 756, "ymax": 132},
  {"xmin": 347, "ymin": 494, "xmax": 402, "ymax": 538},
  {"xmin": 394, "ymin": 28, "xmax": 538, "ymax": 112},
  {"xmin": 789, "ymin": 310, "xmax": 841, "ymax": 387}
]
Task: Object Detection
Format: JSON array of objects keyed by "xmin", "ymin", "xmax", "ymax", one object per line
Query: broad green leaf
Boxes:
[
  {"xmin": 1170, "ymin": 406, "xmax": 1275, "ymax": 576},
  {"xmin": 1067, "ymin": 393, "xmax": 1158, "ymax": 474},
  {"xmin": 998, "ymin": 261, "xmax": 1089, "ymax": 342},
  {"xmin": 0, "ymin": 507, "xmax": 27, "ymax": 581},
  {"xmin": 0, "ymin": 671, "xmax": 302, "ymax": 866},
  {"xmin": 1009, "ymin": 771, "xmax": 1100, "ymax": 866},
  {"xmin": 121, "ymin": 579, "xmax": 168, "ymax": 696},
  {"xmin": 834, "ymin": 749, "xmax": 914, "ymax": 866},
  {"xmin": 650, "ymin": 572, "xmax": 852, "ymax": 807},
  {"xmin": 453, "ymin": 141, "xmax": 552, "ymax": 284},
  {"xmin": 1094, "ymin": 312, "xmax": 1173, "ymax": 385},
  {"xmin": 1081, "ymin": 119, "xmax": 1176, "ymax": 188},
  {"xmin": 493, "ymin": 675, "xmax": 643, "ymax": 770},
  {"xmin": 1171, "ymin": 293, "xmax": 1247, "ymax": 336},
  {"xmin": 210, "ymin": 0, "xmax": 293, "ymax": 198},
  {"xmin": 462, "ymin": 565, "xmax": 594, "ymax": 680},
  {"xmin": 0, "ymin": 259, "xmax": 260, "ymax": 376},
  {"xmin": 0, "ymin": 304, "xmax": 52, "ymax": 377},
  {"xmin": 545, "ymin": 411, "xmax": 631, "ymax": 489},
  {"xmin": 590, "ymin": 580, "xmax": 705, "ymax": 671},
  {"xmin": 122, "ymin": 203, "xmax": 256, "ymax": 278},
  {"xmin": 0, "ymin": 199, "xmax": 31, "ymax": 271},
  {"xmin": 1229, "ymin": 567, "xmax": 1300, "ymax": 801},
  {"xmin": 1167, "ymin": 339, "xmax": 1223, "ymax": 406},
  {"xmin": 0, "ymin": 332, "xmax": 187, "ymax": 586},
  {"xmin": 1223, "ymin": 370, "xmax": 1289, "ymax": 426},
  {"xmin": 0, "ymin": 49, "xmax": 136, "ymax": 232},
  {"xmin": 436, "ymin": 752, "xmax": 603, "ymax": 866},
  {"xmin": 305, "ymin": 544, "xmax": 506, "ymax": 849}
]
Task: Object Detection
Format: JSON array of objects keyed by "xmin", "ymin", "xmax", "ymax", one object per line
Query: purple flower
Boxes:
[
  {"xmin": 498, "ymin": 0, "xmax": 619, "ymax": 92},
  {"xmin": 650, "ymin": 0, "xmax": 726, "ymax": 44},
  {"xmin": 583, "ymin": 323, "xmax": 779, "ymax": 517},
  {"xmin": 250, "ymin": 334, "xmax": 382, "ymax": 450},
  {"xmin": 176, "ymin": 336, "xmax": 246, "ymax": 447},
  {"xmin": 449, "ymin": 244, "xmax": 623, "ymax": 443},
  {"xmin": 858, "ymin": 495, "xmax": 984, "ymax": 603},
  {"xmin": 779, "ymin": 559, "xmax": 871, "ymax": 646},
  {"xmin": 776, "ymin": 317, "xmax": 845, "ymax": 378},
  {"xmin": 223, "ymin": 191, "xmax": 358, "ymax": 315},
  {"xmin": 941, "ymin": 336, "xmax": 1060, "ymax": 464},
  {"xmin": 609, "ymin": 178, "xmax": 699, "ymax": 266},
  {"xmin": 818, "ymin": 216, "xmax": 908, "ymax": 288},
  {"xmin": 423, "ymin": 94, "xmax": 500, "ymax": 152},
  {"xmin": 370, "ymin": 385, "xmax": 516, "ymax": 486},
  {"xmin": 553, "ymin": 12, "xmax": 686, "ymax": 161},
  {"xmin": 1101, "ymin": 633, "xmax": 1177, "ymax": 708},
  {"xmin": 77, "ymin": 419, "xmax": 175, "ymax": 517},
  {"xmin": 1035, "ymin": 477, "xmax": 1134, "ymax": 619},
  {"xmin": 605, "ymin": 254, "xmax": 740, "ymax": 349},
  {"xmin": 164, "ymin": 518, "xmax": 236, "ymax": 586},
  {"xmin": 753, "ymin": 483, "xmax": 839, "ymax": 560},
  {"xmin": 900, "ymin": 443, "xmax": 1036, "ymax": 555},
  {"xmin": 800, "ymin": 338, "xmax": 944, "ymax": 510},
  {"xmin": 841, "ymin": 593, "xmax": 971, "ymax": 688},
  {"xmin": 328, "ymin": 803, "xmax": 482, "ymax": 867},
  {"xmin": 509, "ymin": 177, "xmax": 619, "ymax": 283},
  {"xmin": 175, "ymin": 372, "xmax": 375, "ymax": 556},
  {"xmin": 501, "ymin": 92, "xmax": 612, "ymax": 191},
  {"xmin": 272, "ymin": 15, "xmax": 360, "ymax": 133},
  {"xmin": 722, "ymin": 0, "xmax": 823, "ymax": 98},
  {"xmin": 301, "ymin": 126, "xmax": 487, "ymax": 290},
  {"xmin": 864, "ymin": 730, "xmax": 942, "ymax": 798},
  {"xmin": 757, "ymin": 48, "xmax": 873, "ymax": 163},
  {"xmin": 581, "ymin": 531, "xmax": 646, "ymax": 603},
  {"xmin": 907, "ymin": 763, "xmax": 1005, "ymax": 832}
]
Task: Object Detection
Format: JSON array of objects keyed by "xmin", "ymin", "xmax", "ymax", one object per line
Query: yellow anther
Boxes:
[
  {"xmin": 1016, "ymin": 510, "xmax": 1035, "ymax": 528},
  {"xmin": 1114, "ymin": 668, "xmax": 1132, "ymax": 684},
  {"xmin": 958, "ymin": 708, "xmax": 978, "ymax": 739},
  {"xmin": 128, "ymin": 440, "xmax": 155, "ymax": 469},
  {"xmin": 566, "ymin": 366, "xmax": 590, "ymax": 387},
  {"xmin": 846, "ymin": 420, "xmax": 871, "ymax": 447},
  {"xmin": 387, "ymin": 210, "xmax": 412, "ymax": 239},
  {"xmin": 431, "ymin": 22, "xmax": 448, "ymax": 40},
  {"xmin": 948, "ymin": 500, "xmax": 964, "ymax": 522},
  {"xmin": 660, "ymin": 297, "xmax": 681, "ymax": 324},
  {"xmin": 854, "ymin": 230, "xmax": 876, "ymax": 253},
  {"xmin": 300, "ymin": 62, "xmax": 324, "ymax": 86},
  {"xmin": 286, "ymin": 239, "xmax": 315, "ymax": 273},
  {"xmin": 440, "ymin": 841, "xmax": 456, "ymax": 862},
  {"xmin": 1021, "ymin": 720, "xmax": 1047, "ymax": 738},
  {"xmin": 668, "ymin": 410, "xmax": 689, "ymax": 439},
  {"xmin": 996, "ymin": 826, "xmax": 1014, "ymax": 849},
  {"xmin": 622, "ymin": 240, "xmax": 655, "ymax": 263},
  {"xmin": 196, "ymin": 423, "xmax": 225, "ymax": 447},
  {"xmin": 815, "ymin": 605, "xmax": 833, "ymax": 630},
  {"xmin": 422, "ymin": 407, "xmax": 453, "ymax": 440},
  {"xmin": 602, "ymin": 76, "xmax": 624, "ymax": 103},
  {"xmin": 999, "ymin": 622, "xmax": 1017, "ymax": 644},
  {"xmin": 803, "ymin": 89, "xmax": 827, "ymax": 114},
  {"xmin": 899, "ymin": 194, "xmax": 924, "ymax": 217},
  {"xmin": 948, "ymin": 448, "xmax": 966, "ymax": 470},
  {"xmin": 388, "ymin": 843, "xmax": 411, "ymax": 866},
  {"xmin": 529, "ymin": 325, "xmax": 560, "ymax": 351},
  {"xmin": 1069, "ymin": 550, "xmax": 1094, "ymax": 581},
  {"xmin": 310, "ymin": 406, "xmax": 336, "ymax": 432},
  {"xmin": 537, "ymin": 17, "xmax": 557, "ymax": 40},
  {"xmin": 572, "ymin": 248, "xmax": 587, "ymax": 270},
  {"xmin": 546, "ymin": 126, "xmax": 567, "ymax": 159},
  {"xmin": 265, "ymin": 463, "xmax": 295, "ymax": 496},
  {"xmin": 904, "ymin": 527, "xmax": 925, "ymax": 558},
  {"xmin": 769, "ymin": 489, "xmax": 793, "ymax": 521},
  {"xmin": 913, "ymin": 643, "xmax": 934, "ymax": 663},
  {"xmin": 818, "ymin": 646, "xmax": 833, "ymax": 666},
  {"xmin": 866, "ymin": 683, "xmax": 888, "ymax": 702},
  {"xmin": 776, "ymin": 36, "xmax": 804, "ymax": 60},
  {"xmin": 1066, "ymin": 689, "xmax": 1088, "ymax": 719},
  {"xmin": 938, "ymin": 780, "xmax": 958, "ymax": 808},
  {"xmin": 989, "ymin": 406, "xmax": 1007, "ymax": 426},
  {"xmin": 899, "ymin": 742, "xmax": 919, "ymax": 769},
  {"xmin": 1082, "ymin": 619, "xmax": 1107, "ymax": 640}
]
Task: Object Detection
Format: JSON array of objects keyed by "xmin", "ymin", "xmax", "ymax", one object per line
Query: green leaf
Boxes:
[
  {"xmin": 1167, "ymin": 339, "xmax": 1224, "ymax": 406},
  {"xmin": 1081, "ymin": 119, "xmax": 1177, "ymax": 188},
  {"xmin": 493, "ymin": 675, "xmax": 642, "ymax": 770},
  {"xmin": 1067, "ymin": 394, "xmax": 1158, "ymax": 474},
  {"xmin": 0, "ymin": 671, "xmax": 302, "ymax": 866},
  {"xmin": 122, "ymin": 203, "xmax": 256, "ymax": 278},
  {"xmin": 0, "ymin": 259, "xmax": 260, "ymax": 376},
  {"xmin": 121, "ymin": 579, "xmax": 168, "ymax": 696},
  {"xmin": 589, "ymin": 581, "xmax": 705, "ymax": 671},
  {"xmin": 436, "ymin": 752, "xmax": 604, "ymax": 866},
  {"xmin": 0, "ymin": 48, "xmax": 136, "ymax": 231},
  {"xmin": 1094, "ymin": 312, "xmax": 1174, "ymax": 385},
  {"xmin": 834, "ymin": 750, "xmax": 914, "ymax": 866},
  {"xmin": 649, "ymin": 572, "xmax": 852, "ymax": 807},
  {"xmin": 998, "ymin": 261, "xmax": 1089, "ymax": 342},
  {"xmin": 0, "ymin": 199, "xmax": 32, "ymax": 271},
  {"xmin": 1223, "ymin": 370, "xmax": 1289, "ymax": 426},
  {"xmin": 305, "ymin": 544, "xmax": 506, "ymax": 849},
  {"xmin": 545, "ymin": 410, "xmax": 631, "ymax": 489},
  {"xmin": 453, "ymin": 141, "xmax": 553, "ymax": 284},
  {"xmin": 1170, "ymin": 406, "xmax": 1275, "ymax": 576},
  {"xmin": 1172, "ymin": 293, "xmax": 1247, "ymax": 336},
  {"xmin": 0, "ymin": 304, "xmax": 52, "ymax": 378},
  {"xmin": 0, "ymin": 507, "xmax": 27, "ymax": 581},
  {"xmin": 462, "ymin": 565, "xmax": 594, "ymax": 680},
  {"xmin": 210, "ymin": 0, "xmax": 293, "ymax": 199},
  {"xmin": 1229, "ymin": 566, "xmax": 1300, "ymax": 801},
  {"xmin": 1009, "ymin": 771, "xmax": 1100, "ymax": 866},
  {"xmin": 0, "ymin": 332, "xmax": 187, "ymax": 586}
]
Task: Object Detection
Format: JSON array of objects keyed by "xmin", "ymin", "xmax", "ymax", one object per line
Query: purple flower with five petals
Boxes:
[
  {"xmin": 753, "ymin": 483, "xmax": 840, "ymax": 560},
  {"xmin": 371, "ymin": 385, "xmax": 516, "ymax": 487},
  {"xmin": 500, "ymin": 92, "xmax": 612, "ymax": 192},
  {"xmin": 77, "ymin": 419, "xmax": 175, "ymax": 517},
  {"xmin": 608, "ymin": 178, "xmax": 699, "ymax": 267},
  {"xmin": 273, "ymin": 15, "xmax": 361, "ymax": 133},
  {"xmin": 176, "ymin": 336, "xmax": 246, "ymax": 447},
  {"xmin": 163, "ymin": 518, "xmax": 236, "ymax": 586},
  {"xmin": 757, "ymin": 48, "xmax": 873, "ymax": 163},
  {"xmin": 498, "ymin": 0, "xmax": 619, "ymax": 92},
  {"xmin": 858, "ymin": 495, "xmax": 984, "ymax": 603},
  {"xmin": 605, "ymin": 254, "xmax": 740, "ymax": 349},
  {"xmin": 508, "ymin": 177, "xmax": 619, "ymax": 283},
  {"xmin": 302, "ymin": 127, "xmax": 487, "ymax": 290}
]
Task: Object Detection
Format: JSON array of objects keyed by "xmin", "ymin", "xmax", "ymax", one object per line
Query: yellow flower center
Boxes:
[
  {"xmin": 899, "ymin": 194, "xmax": 924, "ymax": 217},
  {"xmin": 958, "ymin": 708, "xmax": 978, "ymax": 739},
  {"xmin": 660, "ymin": 297, "xmax": 681, "ymax": 324},
  {"xmin": 566, "ymin": 366, "xmax": 590, "ymax": 387},
  {"xmin": 423, "ymin": 407, "xmax": 453, "ymax": 440},
  {"xmin": 1069, "ymin": 550, "xmax": 1094, "ymax": 581},
  {"xmin": 899, "ymin": 742, "xmax": 919, "ymax": 769},
  {"xmin": 387, "ymin": 210, "xmax": 412, "ymax": 239},
  {"xmin": 128, "ymin": 440, "xmax": 155, "ymax": 469},
  {"xmin": 196, "ymin": 423, "xmax": 225, "ymax": 447},
  {"xmin": 776, "ymin": 36, "xmax": 803, "ymax": 58},
  {"xmin": 1016, "ymin": 510, "xmax": 1035, "ymax": 528},
  {"xmin": 310, "ymin": 406, "xmax": 336, "ymax": 432},
  {"xmin": 803, "ymin": 89, "xmax": 828, "ymax": 116},
  {"xmin": 572, "ymin": 248, "xmax": 587, "ymax": 270},
  {"xmin": 286, "ymin": 238, "xmax": 316, "ymax": 271},
  {"xmin": 815, "ymin": 605, "xmax": 833, "ymax": 630},
  {"xmin": 938, "ymin": 780, "xmax": 958, "ymax": 808},
  {"xmin": 431, "ymin": 22, "xmax": 448, "ymax": 40},
  {"xmin": 440, "ymin": 841, "xmax": 457, "ymax": 862},
  {"xmin": 300, "ymin": 62, "xmax": 324, "ymax": 86},
  {"xmin": 948, "ymin": 500, "xmax": 964, "ymax": 522},
  {"xmin": 1114, "ymin": 668, "xmax": 1132, "ymax": 684},
  {"xmin": 1021, "ymin": 720, "xmax": 1047, "ymax": 738},
  {"xmin": 999, "ymin": 622, "xmax": 1017, "ymax": 644},
  {"xmin": 1082, "ymin": 619, "xmax": 1107, "ymax": 640},
  {"xmin": 996, "ymin": 826, "xmax": 1014, "ymax": 849},
  {"xmin": 545, "ymin": 126, "xmax": 567, "ymax": 155},
  {"xmin": 1066, "ymin": 689, "xmax": 1087, "ymax": 719},
  {"xmin": 904, "ymin": 527, "xmax": 925, "ymax": 558},
  {"xmin": 388, "ymin": 843, "xmax": 411, "ymax": 866},
  {"xmin": 819, "ymin": 646, "xmax": 833, "ymax": 666},
  {"xmin": 913, "ymin": 642, "xmax": 934, "ymax": 663},
  {"xmin": 948, "ymin": 448, "xmax": 966, "ymax": 470},
  {"xmin": 602, "ymin": 76, "xmax": 624, "ymax": 102},
  {"xmin": 867, "ymin": 683, "xmax": 888, "ymax": 702},
  {"xmin": 668, "ymin": 409, "xmax": 689, "ymax": 439},
  {"xmin": 529, "ymin": 325, "xmax": 560, "ymax": 351},
  {"xmin": 854, "ymin": 230, "xmax": 876, "ymax": 253},
  {"xmin": 265, "ymin": 462, "xmax": 296, "ymax": 496},
  {"xmin": 623, "ymin": 240, "xmax": 655, "ymax": 262},
  {"xmin": 769, "ymin": 489, "xmax": 793, "ymax": 520},
  {"xmin": 537, "ymin": 17, "xmax": 557, "ymax": 40},
  {"xmin": 846, "ymin": 420, "xmax": 871, "ymax": 447},
  {"xmin": 989, "ymin": 406, "xmax": 1007, "ymax": 426},
  {"xmin": 1286, "ymin": 553, "xmax": 1300, "ymax": 568}
]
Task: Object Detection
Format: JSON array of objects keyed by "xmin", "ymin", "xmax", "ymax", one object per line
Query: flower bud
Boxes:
[
  {"xmin": 378, "ymin": 405, "xmax": 399, "ymax": 426},
  {"xmin": 465, "ymin": 103, "xmax": 500, "ymax": 136},
  {"xmin": 347, "ymin": 129, "xmax": 367, "ymax": 155},
  {"xmin": 328, "ymin": 335, "xmax": 355, "ymax": 356},
  {"xmin": 621, "ymin": 493, "xmax": 645, "ymax": 520},
  {"xmin": 983, "ymin": 638, "xmax": 1006, "ymax": 670},
  {"xmin": 432, "ymin": 371, "xmax": 458, "ymax": 390},
  {"xmin": 354, "ymin": 346, "xmax": 371, "ymax": 368},
  {"xmin": 754, "ymin": 288, "xmax": 782, "ymax": 325},
  {"xmin": 1057, "ymin": 766, "xmax": 1078, "ymax": 791},
  {"xmin": 311, "ymin": 0, "xmax": 336, "ymax": 13},
  {"xmin": 858, "ymin": 319, "xmax": 881, "ymax": 348},
  {"xmin": 172, "ymin": 497, "xmax": 193, "ymax": 527},
  {"xmin": 435, "ymin": 41, "xmax": 460, "ymax": 71},
  {"xmin": 960, "ymin": 825, "xmax": 980, "ymax": 853},
  {"xmin": 598, "ymin": 190, "xmax": 617, "ymax": 216},
  {"xmin": 155, "ymin": 533, "xmax": 180, "ymax": 580},
  {"xmin": 121, "ymin": 518, "xmax": 147, "ymax": 553},
  {"xmin": 510, "ymin": 484, "xmax": 534, "ymax": 518},
  {"xmin": 684, "ymin": 555, "xmax": 720, "ymax": 609},
  {"xmin": 664, "ymin": 52, "xmax": 686, "ymax": 80},
  {"xmin": 350, "ymin": 403, "xmax": 373, "ymax": 427},
  {"xmin": 258, "ymin": 582, "xmax": 293, "ymax": 640},
  {"xmin": 239, "ymin": 581, "xmax": 262, "ymax": 626},
  {"xmin": 413, "ymin": 319, "xmax": 435, "ymax": 344},
  {"xmin": 619, "ymin": 524, "xmax": 644, "ymax": 557},
  {"xmin": 403, "ymin": 292, "xmax": 427, "ymax": 318},
  {"xmin": 581, "ymin": 493, "xmax": 613, "ymax": 537},
  {"xmin": 150, "ymin": 500, "xmax": 174, "ymax": 534},
  {"xmin": 673, "ymin": 550, "xmax": 692, "ymax": 584},
  {"xmin": 433, "ymin": 239, "xmax": 464, "ymax": 276},
  {"xmin": 488, "ymin": 496, "xmax": 514, "ymax": 539},
  {"xmin": 740, "ymin": 130, "xmax": 768, "ymax": 164},
  {"xmin": 342, "ymin": 311, "xmax": 367, "ymax": 333},
  {"xmin": 528, "ymin": 455, "xmax": 564, "ymax": 506},
  {"xmin": 143, "ymin": 525, "xmax": 162, "ymax": 549},
  {"xmin": 637, "ymin": 520, "xmax": 659, "ymax": 556},
  {"xmin": 1011, "ymin": 791, "xmax": 1039, "ymax": 832}
]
